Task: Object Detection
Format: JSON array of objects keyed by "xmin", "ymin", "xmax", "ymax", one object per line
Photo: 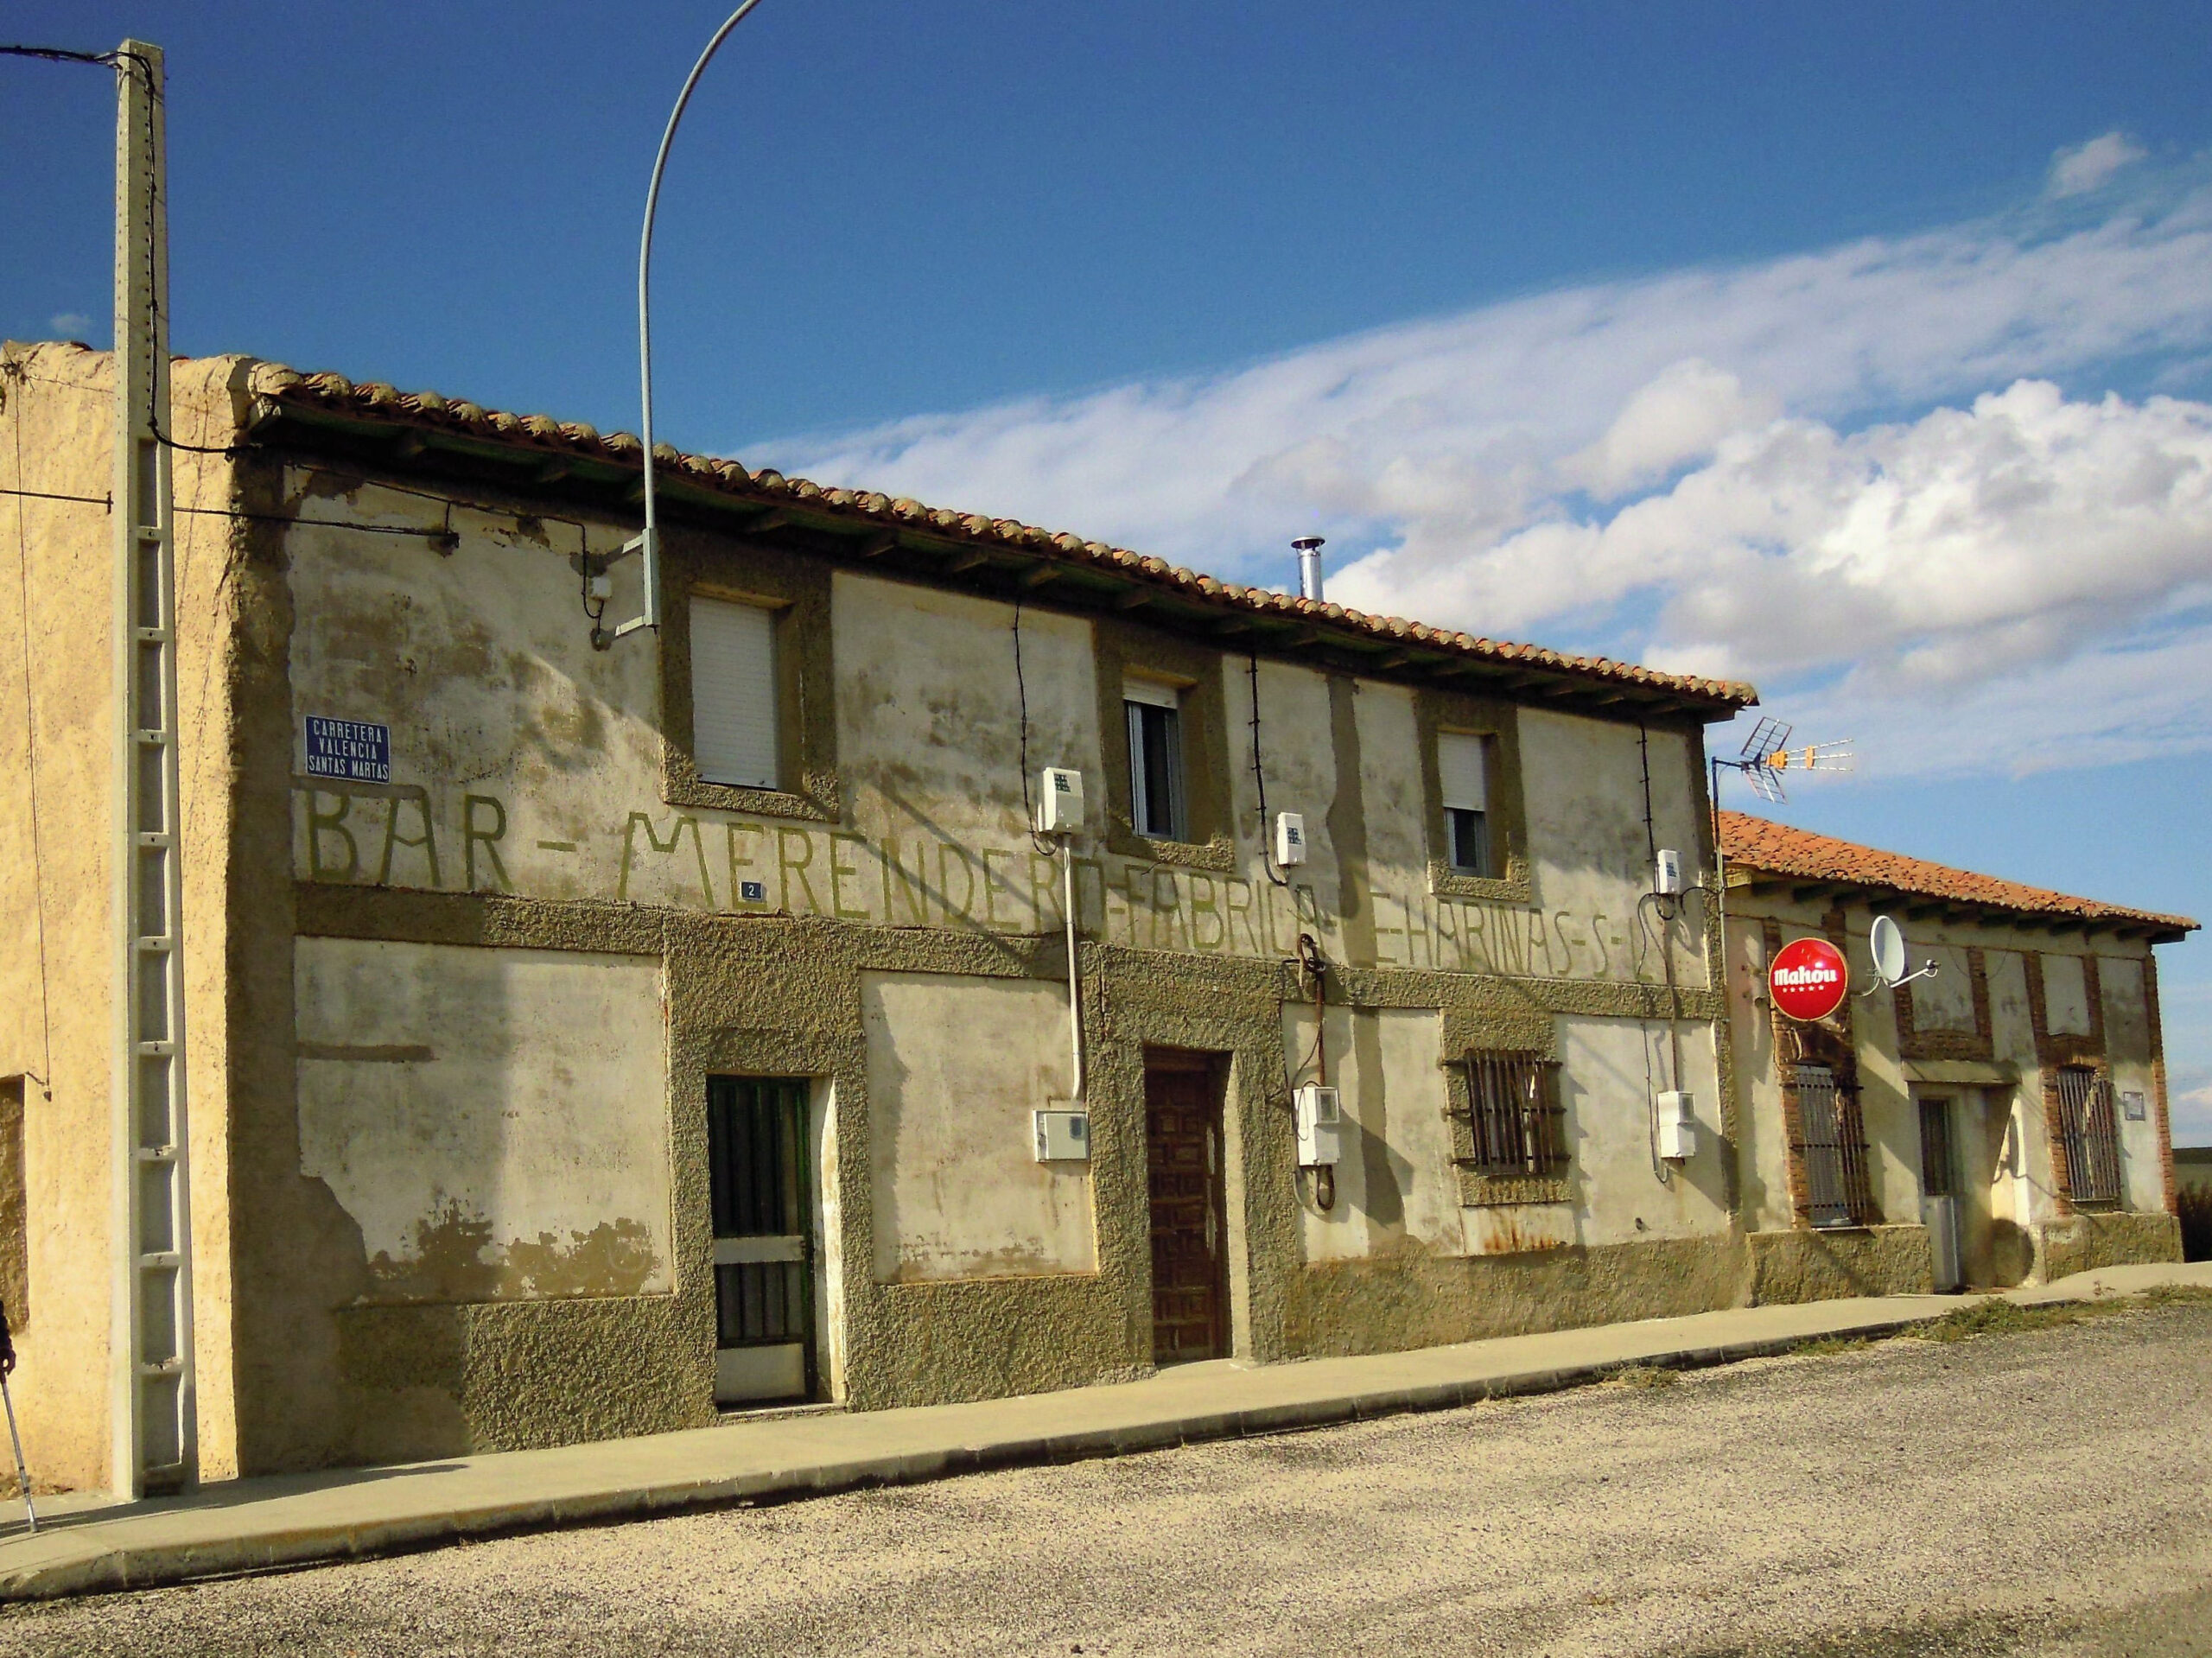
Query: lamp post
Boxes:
[{"xmin": 596, "ymin": 1, "xmax": 769, "ymax": 647}]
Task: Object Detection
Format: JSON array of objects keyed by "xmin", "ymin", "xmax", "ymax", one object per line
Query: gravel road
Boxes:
[{"xmin": 5, "ymin": 1301, "xmax": 2209, "ymax": 1656}]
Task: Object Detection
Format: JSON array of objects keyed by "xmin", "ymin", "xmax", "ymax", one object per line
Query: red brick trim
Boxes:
[
  {"xmin": 2146, "ymin": 954, "xmax": 2177, "ymax": 1217},
  {"xmin": 2028, "ymin": 951, "xmax": 2111, "ymax": 1214},
  {"xmin": 1893, "ymin": 945, "xmax": 1993, "ymax": 1062},
  {"xmin": 1766, "ymin": 915, "xmax": 1875, "ymax": 1228}
]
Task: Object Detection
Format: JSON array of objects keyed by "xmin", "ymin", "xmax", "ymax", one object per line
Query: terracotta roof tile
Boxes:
[
  {"xmin": 238, "ymin": 359, "xmax": 1758, "ymax": 713},
  {"xmin": 1717, "ymin": 811, "xmax": 2196, "ymax": 934}
]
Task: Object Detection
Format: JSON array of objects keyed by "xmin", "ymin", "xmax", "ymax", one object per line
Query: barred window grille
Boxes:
[
  {"xmin": 2056, "ymin": 1065, "xmax": 2124, "ymax": 1205},
  {"xmin": 1457, "ymin": 1051, "xmax": 1567, "ymax": 1176},
  {"xmin": 1793, "ymin": 1064, "xmax": 1874, "ymax": 1228}
]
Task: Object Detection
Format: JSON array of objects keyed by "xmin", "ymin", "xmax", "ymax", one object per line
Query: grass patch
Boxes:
[
  {"xmin": 1613, "ymin": 1363, "xmax": 1679, "ymax": 1390},
  {"xmin": 1793, "ymin": 1334, "xmax": 1872, "ymax": 1357},
  {"xmin": 1909, "ymin": 1284, "xmax": 2212, "ymax": 1344}
]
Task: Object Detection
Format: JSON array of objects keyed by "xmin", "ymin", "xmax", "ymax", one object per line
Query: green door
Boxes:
[{"xmin": 706, "ymin": 1077, "xmax": 815, "ymax": 1405}]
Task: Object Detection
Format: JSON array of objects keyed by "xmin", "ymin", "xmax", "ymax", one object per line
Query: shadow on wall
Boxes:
[
  {"xmin": 365, "ymin": 1200, "xmax": 663, "ymax": 1304},
  {"xmin": 2180, "ymin": 1188, "xmax": 2212, "ymax": 1263}
]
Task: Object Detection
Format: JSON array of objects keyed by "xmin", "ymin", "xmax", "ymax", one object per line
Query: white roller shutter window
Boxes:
[
  {"xmin": 1437, "ymin": 732, "xmax": 1490, "ymax": 811},
  {"xmin": 690, "ymin": 597, "xmax": 779, "ymax": 789}
]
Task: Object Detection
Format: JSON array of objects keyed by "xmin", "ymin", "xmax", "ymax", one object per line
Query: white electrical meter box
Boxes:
[
  {"xmin": 1294, "ymin": 1084, "xmax": 1342, "ymax": 1167},
  {"xmin": 1274, "ymin": 811, "xmax": 1308, "ymax": 867},
  {"xmin": 1033, "ymin": 1109, "xmax": 1090, "ymax": 1162},
  {"xmin": 1656, "ymin": 1089, "xmax": 1696, "ymax": 1160},
  {"xmin": 1654, "ymin": 848, "xmax": 1684, "ymax": 896},
  {"xmin": 1035, "ymin": 767, "xmax": 1084, "ymax": 834}
]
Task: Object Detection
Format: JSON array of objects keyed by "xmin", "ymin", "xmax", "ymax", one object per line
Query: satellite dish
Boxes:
[{"xmin": 1869, "ymin": 915, "xmax": 1907, "ymax": 987}]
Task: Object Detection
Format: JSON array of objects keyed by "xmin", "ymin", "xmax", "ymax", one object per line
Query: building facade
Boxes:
[
  {"xmin": 3, "ymin": 341, "xmax": 2190, "ymax": 1494},
  {"xmin": 1719, "ymin": 811, "xmax": 2193, "ymax": 1295}
]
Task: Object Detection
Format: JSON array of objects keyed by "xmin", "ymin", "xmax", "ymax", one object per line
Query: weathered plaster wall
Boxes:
[
  {"xmin": 861, "ymin": 969, "xmax": 1096, "ymax": 1282},
  {"xmin": 0, "ymin": 345, "xmax": 252, "ymax": 1488},
  {"xmin": 0, "ymin": 394, "xmax": 1761, "ymax": 1475},
  {"xmin": 1283, "ymin": 1006, "xmax": 1453, "ymax": 1262},
  {"xmin": 1723, "ymin": 882, "xmax": 2180, "ymax": 1293},
  {"xmin": 1558, "ymin": 1013, "xmax": 1729, "ymax": 1243},
  {"xmin": 1521, "ymin": 710, "xmax": 1710, "ymax": 990},
  {"xmin": 295, "ymin": 938, "xmax": 670, "ymax": 1302}
]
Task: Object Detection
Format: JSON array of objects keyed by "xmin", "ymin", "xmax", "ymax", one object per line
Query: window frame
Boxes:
[
  {"xmin": 1414, "ymin": 690, "xmax": 1530, "ymax": 903},
  {"xmin": 1094, "ymin": 619, "xmax": 1235, "ymax": 870},
  {"xmin": 1437, "ymin": 729, "xmax": 1495, "ymax": 878},
  {"xmin": 1788, "ymin": 1061, "xmax": 1877, "ymax": 1229},
  {"xmin": 1453, "ymin": 1050, "xmax": 1568, "ymax": 1178},
  {"xmin": 659, "ymin": 530, "xmax": 839, "ymax": 823},
  {"xmin": 2055, "ymin": 1064, "xmax": 2125, "ymax": 1206},
  {"xmin": 690, "ymin": 594, "xmax": 784, "ymax": 792},
  {"xmin": 1124, "ymin": 678, "xmax": 1188, "ymax": 844}
]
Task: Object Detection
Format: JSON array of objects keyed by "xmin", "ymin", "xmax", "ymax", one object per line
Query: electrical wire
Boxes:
[
  {"xmin": 1246, "ymin": 651, "xmax": 1291, "ymax": 886},
  {"xmin": 1012, "ymin": 595, "xmax": 1055, "ymax": 857},
  {"xmin": 0, "ymin": 485, "xmax": 109, "ymax": 509},
  {"xmin": 1637, "ymin": 722, "xmax": 1681, "ymax": 1186}
]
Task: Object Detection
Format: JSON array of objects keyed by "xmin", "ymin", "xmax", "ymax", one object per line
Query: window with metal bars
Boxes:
[
  {"xmin": 1454, "ymin": 1051, "xmax": 1567, "ymax": 1176},
  {"xmin": 2056, "ymin": 1065, "xmax": 2124, "ymax": 1205},
  {"xmin": 1791, "ymin": 1064, "xmax": 1875, "ymax": 1227}
]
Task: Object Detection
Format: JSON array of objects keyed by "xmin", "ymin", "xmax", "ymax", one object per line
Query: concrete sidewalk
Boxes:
[{"xmin": 4, "ymin": 1261, "xmax": 2206, "ymax": 1602}]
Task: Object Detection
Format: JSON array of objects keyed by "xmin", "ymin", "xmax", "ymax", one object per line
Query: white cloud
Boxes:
[
  {"xmin": 47, "ymin": 311, "xmax": 92, "ymax": 337},
  {"xmin": 762, "ymin": 184, "xmax": 2212, "ymax": 778},
  {"xmin": 1344, "ymin": 378, "xmax": 2212, "ymax": 684},
  {"xmin": 1562, "ymin": 359, "xmax": 1777, "ymax": 499},
  {"xmin": 2170, "ymin": 1069, "xmax": 2212, "ymax": 1146},
  {"xmin": 2047, "ymin": 131, "xmax": 2148, "ymax": 200}
]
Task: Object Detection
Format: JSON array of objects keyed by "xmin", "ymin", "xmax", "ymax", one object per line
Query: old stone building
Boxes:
[
  {"xmin": 1718, "ymin": 811, "xmax": 2193, "ymax": 1294},
  {"xmin": 2, "ymin": 340, "xmax": 2188, "ymax": 1496}
]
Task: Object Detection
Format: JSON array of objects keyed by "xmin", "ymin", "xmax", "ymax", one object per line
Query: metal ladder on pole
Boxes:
[{"xmin": 110, "ymin": 36, "xmax": 195, "ymax": 1499}]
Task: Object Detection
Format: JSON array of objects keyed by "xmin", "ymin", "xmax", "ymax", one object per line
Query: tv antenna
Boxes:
[
  {"xmin": 1715, "ymin": 717, "xmax": 1853, "ymax": 806},
  {"xmin": 1707, "ymin": 717, "xmax": 1858, "ymax": 970}
]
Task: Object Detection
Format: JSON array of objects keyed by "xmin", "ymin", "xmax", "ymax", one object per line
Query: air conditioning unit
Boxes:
[
  {"xmin": 1294, "ymin": 1084, "xmax": 1341, "ymax": 1167},
  {"xmin": 1033, "ymin": 1109, "xmax": 1090, "ymax": 1162},
  {"xmin": 1035, "ymin": 767, "xmax": 1084, "ymax": 834},
  {"xmin": 1274, "ymin": 811, "xmax": 1308, "ymax": 868},
  {"xmin": 1656, "ymin": 1089, "xmax": 1696, "ymax": 1161}
]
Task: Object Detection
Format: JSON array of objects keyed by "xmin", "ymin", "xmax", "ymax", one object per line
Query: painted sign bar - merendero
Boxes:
[{"xmin": 303, "ymin": 715, "xmax": 392, "ymax": 785}]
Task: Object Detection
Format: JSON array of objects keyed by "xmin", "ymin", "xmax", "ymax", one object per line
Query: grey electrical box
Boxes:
[
  {"xmin": 1035, "ymin": 767, "xmax": 1084, "ymax": 834},
  {"xmin": 1033, "ymin": 1109, "xmax": 1090, "ymax": 1162},
  {"xmin": 1274, "ymin": 811, "xmax": 1308, "ymax": 867},
  {"xmin": 1656, "ymin": 1089, "xmax": 1695, "ymax": 1160},
  {"xmin": 1295, "ymin": 1084, "xmax": 1341, "ymax": 1167},
  {"xmin": 1654, "ymin": 848, "xmax": 1684, "ymax": 895}
]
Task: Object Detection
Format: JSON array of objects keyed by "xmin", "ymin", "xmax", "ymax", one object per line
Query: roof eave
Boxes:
[{"xmin": 238, "ymin": 387, "xmax": 1758, "ymax": 724}]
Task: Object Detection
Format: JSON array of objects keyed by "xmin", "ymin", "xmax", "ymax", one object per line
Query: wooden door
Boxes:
[{"xmin": 1146, "ymin": 1055, "xmax": 1228, "ymax": 1365}]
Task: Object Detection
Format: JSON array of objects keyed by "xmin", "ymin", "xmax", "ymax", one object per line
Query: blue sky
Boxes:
[{"xmin": 6, "ymin": 3, "xmax": 2210, "ymax": 1134}]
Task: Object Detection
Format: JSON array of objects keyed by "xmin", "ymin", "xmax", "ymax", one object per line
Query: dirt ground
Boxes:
[{"xmin": 3, "ymin": 1299, "xmax": 2209, "ymax": 1656}]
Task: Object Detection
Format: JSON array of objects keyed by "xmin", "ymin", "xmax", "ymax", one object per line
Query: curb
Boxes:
[{"xmin": 0, "ymin": 1309, "xmax": 1949, "ymax": 1603}]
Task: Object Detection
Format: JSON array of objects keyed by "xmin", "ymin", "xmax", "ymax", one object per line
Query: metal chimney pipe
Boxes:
[{"xmin": 1293, "ymin": 536, "xmax": 1325, "ymax": 602}]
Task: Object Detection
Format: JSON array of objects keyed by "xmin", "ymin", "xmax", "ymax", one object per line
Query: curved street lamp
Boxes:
[{"xmin": 599, "ymin": 1, "xmax": 768, "ymax": 647}]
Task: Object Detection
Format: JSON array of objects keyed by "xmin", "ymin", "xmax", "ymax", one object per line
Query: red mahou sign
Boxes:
[{"xmin": 1769, "ymin": 936, "xmax": 1848, "ymax": 1022}]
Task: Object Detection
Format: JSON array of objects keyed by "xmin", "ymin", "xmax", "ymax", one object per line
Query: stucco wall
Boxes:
[
  {"xmin": 0, "ymin": 346, "xmax": 256, "ymax": 1488},
  {"xmin": 2, "ymin": 349, "xmax": 1768, "ymax": 1479},
  {"xmin": 295, "ymin": 938, "xmax": 671, "ymax": 1302},
  {"xmin": 861, "ymin": 969, "xmax": 1096, "ymax": 1282},
  {"xmin": 1723, "ymin": 882, "xmax": 2180, "ymax": 1293}
]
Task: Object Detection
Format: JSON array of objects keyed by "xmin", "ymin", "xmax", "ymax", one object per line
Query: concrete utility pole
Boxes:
[{"xmin": 110, "ymin": 36, "xmax": 196, "ymax": 1498}]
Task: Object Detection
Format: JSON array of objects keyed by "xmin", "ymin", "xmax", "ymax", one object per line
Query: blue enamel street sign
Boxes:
[{"xmin": 303, "ymin": 715, "xmax": 391, "ymax": 785}]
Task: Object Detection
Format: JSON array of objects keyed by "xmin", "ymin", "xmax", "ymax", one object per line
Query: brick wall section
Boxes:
[
  {"xmin": 2027, "ymin": 950, "xmax": 2109, "ymax": 1216},
  {"xmin": 2146, "ymin": 953, "xmax": 2177, "ymax": 1217},
  {"xmin": 1892, "ymin": 946, "xmax": 1993, "ymax": 1063},
  {"xmin": 1765, "ymin": 912, "xmax": 1871, "ymax": 1228}
]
